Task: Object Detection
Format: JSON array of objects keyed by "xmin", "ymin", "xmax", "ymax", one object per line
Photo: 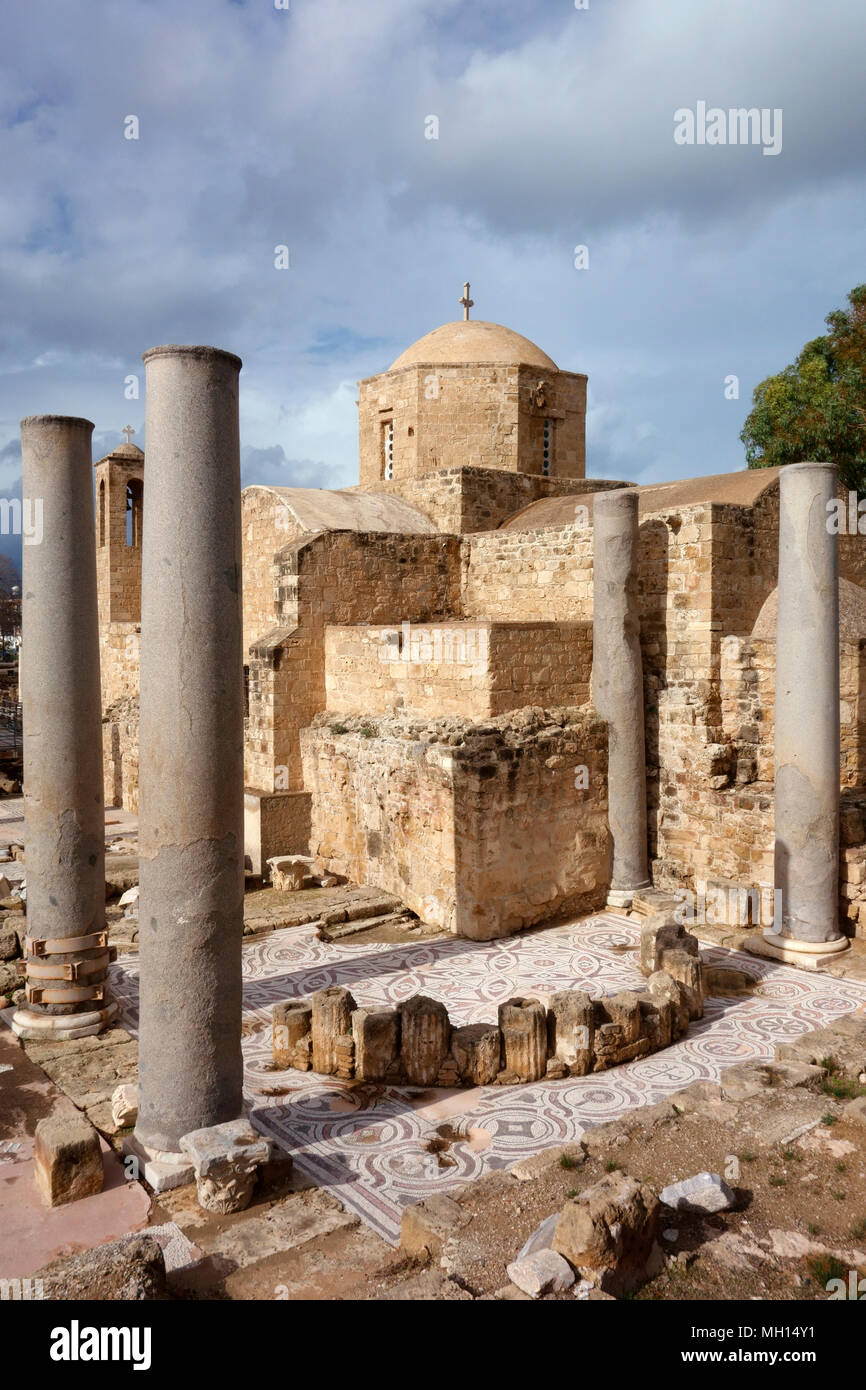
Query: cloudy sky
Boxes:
[{"xmin": 1, "ymin": 0, "xmax": 864, "ymax": 570}]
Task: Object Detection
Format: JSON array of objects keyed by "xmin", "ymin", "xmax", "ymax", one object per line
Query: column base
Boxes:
[
  {"xmin": 606, "ymin": 883, "xmax": 652, "ymax": 911},
  {"xmin": 744, "ymin": 930, "xmax": 850, "ymax": 970},
  {"xmin": 10, "ymin": 1001, "xmax": 118, "ymax": 1041},
  {"xmin": 123, "ymin": 1133, "xmax": 195, "ymax": 1194}
]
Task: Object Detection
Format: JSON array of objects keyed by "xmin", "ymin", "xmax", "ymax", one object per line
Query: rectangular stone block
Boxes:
[{"xmin": 34, "ymin": 1113, "xmax": 103, "ymax": 1207}]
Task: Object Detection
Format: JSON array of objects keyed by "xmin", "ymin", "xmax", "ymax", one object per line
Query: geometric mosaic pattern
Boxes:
[{"xmin": 109, "ymin": 914, "xmax": 866, "ymax": 1244}]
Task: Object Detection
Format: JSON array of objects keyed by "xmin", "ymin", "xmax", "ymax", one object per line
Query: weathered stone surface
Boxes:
[
  {"xmin": 547, "ymin": 990, "xmax": 593, "ymax": 1073},
  {"xmin": 452, "ymin": 1022, "xmax": 501, "ymax": 1085},
  {"xmin": 592, "ymin": 488, "xmax": 649, "ymax": 900},
  {"xmin": 660, "ymin": 1172, "xmax": 736, "ymax": 1214},
  {"xmin": 638, "ymin": 994, "xmax": 672, "ymax": 1049},
  {"xmin": 268, "ymin": 855, "xmax": 313, "ymax": 891},
  {"xmin": 13, "ymin": 414, "xmax": 113, "ymax": 1042},
  {"xmin": 507, "ymin": 1248, "xmax": 575, "ymax": 1298},
  {"xmin": 553, "ymin": 1171, "xmax": 662, "ymax": 1296},
  {"xmin": 180, "ymin": 1118, "xmax": 271, "ymax": 1214},
  {"xmin": 772, "ymin": 462, "xmax": 843, "ymax": 950},
  {"xmin": 0, "ymin": 923, "xmax": 19, "ymax": 961},
  {"xmin": 35, "ymin": 1235, "xmax": 167, "ymax": 1301},
  {"xmin": 640, "ymin": 916, "xmax": 698, "ymax": 976},
  {"xmin": 111, "ymin": 1082, "xmax": 138, "ymax": 1130},
  {"xmin": 592, "ymin": 991, "xmax": 650, "ymax": 1069},
  {"xmin": 719, "ymin": 1062, "xmax": 774, "ymax": 1101},
  {"xmin": 273, "ymin": 999, "xmax": 313, "ymax": 1069},
  {"xmin": 134, "ymin": 345, "xmax": 244, "ymax": 1154},
  {"xmin": 375, "ymin": 1269, "xmax": 474, "ymax": 1301},
  {"xmin": 516, "ymin": 1212, "xmax": 560, "ymax": 1257},
  {"xmin": 34, "ymin": 1113, "xmax": 104, "ymax": 1207},
  {"xmin": 399, "ymin": 995, "xmax": 450, "ymax": 1085},
  {"xmin": 844, "ymin": 1096, "xmax": 866, "ymax": 1125},
  {"xmin": 775, "ymin": 1017, "xmax": 866, "ymax": 1078},
  {"xmin": 400, "ymin": 1192, "xmax": 470, "ymax": 1258},
  {"xmin": 352, "ymin": 1006, "xmax": 400, "ymax": 1082},
  {"xmin": 499, "ymin": 997, "xmax": 547, "ymax": 1082},
  {"xmin": 661, "ymin": 948, "xmax": 705, "ymax": 1020},
  {"xmin": 311, "ymin": 986, "xmax": 356, "ymax": 1075},
  {"xmin": 647, "ymin": 970, "xmax": 690, "ymax": 1039}
]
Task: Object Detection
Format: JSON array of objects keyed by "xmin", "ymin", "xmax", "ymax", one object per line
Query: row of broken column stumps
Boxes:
[
  {"xmin": 12, "ymin": 347, "xmax": 266, "ymax": 1214},
  {"xmin": 271, "ymin": 917, "xmax": 706, "ymax": 1087}
]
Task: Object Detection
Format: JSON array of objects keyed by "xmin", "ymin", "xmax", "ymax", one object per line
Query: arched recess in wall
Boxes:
[
  {"xmin": 98, "ymin": 479, "xmax": 106, "ymax": 546},
  {"xmin": 126, "ymin": 479, "xmax": 143, "ymax": 548}
]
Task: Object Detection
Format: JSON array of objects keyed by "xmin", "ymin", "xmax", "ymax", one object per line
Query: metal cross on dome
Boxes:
[
  {"xmin": 122, "ymin": 425, "xmax": 135, "ymax": 444},
  {"xmin": 458, "ymin": 281, "xmax": 474, "ymax": 320}
]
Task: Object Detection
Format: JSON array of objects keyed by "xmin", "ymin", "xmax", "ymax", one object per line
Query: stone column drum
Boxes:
[
  {"xmin": 134, "ymin": 346, "xmax": 245, "ymax": 1158},
  {"xmin": 12, "ymin": 416, "xmax": 115, "ymax": 1042},
  {"xmin": 759, "ymin": 460, "xmax": 848, "ymax": 964},
  {"xmin": 592, "ymin": 490, "xmax": 650, "ymax": 907}
]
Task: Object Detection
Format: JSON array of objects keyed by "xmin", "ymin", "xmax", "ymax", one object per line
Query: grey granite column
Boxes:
[
  {"xmin": 755, "ymin": 460, "xmax": 848, "ymax": 964},
  {"xmin": 12, "ymin": 416, "xmax": 114, "ymax": 1041},
  {"xmin": 592, "ymin": 489, "xmax": 650, "ymax": 907},
  {"xmin": 133, "ymin": 346, "xmax": 245, "ymax": 1167}
]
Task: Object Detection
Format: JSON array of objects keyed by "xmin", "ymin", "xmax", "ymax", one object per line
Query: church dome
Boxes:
[{"xmin": 389, "ymin": 320, "xmax": 558, "ymax": 372}]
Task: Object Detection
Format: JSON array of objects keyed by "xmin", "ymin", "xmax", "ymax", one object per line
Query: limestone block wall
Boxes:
[
  {"xmin": 99, "ymin": 622, "xmax": 140, "ymax": 708},
  {"xmin": 720, "ymin": 635, "xmax": 866, "ymax": 790},
  {"xmin": 323, "ymin": 620, "xmax": 591, "ymax": 720},
  {"xmin": 353, "ymin": 468, "xmax": 616, "ymax": 535},
  {"xmin": 245, "ymin": 530, "xmax": 462, "ymax": 792},
  {"xmin": 358, "ymin": 364, "xmax": 586, "ymax": 488},
  {"xmin": 462, "ymin": 524, "xmax": 594, "ymax": 620},
  {"xmin": 94, "ymin": 458, "xmax": 143, "ymax": 625},
  {"xmin": 301, "ymin": 707, "xmax": 610, "ymax": 940},
  {"xmin": 102, "ymin": 697, "xmax": 139, "ymax": 812},
  {"xmin": 241, "ymin": 487, "xmax": 308, "ymax": 658}
]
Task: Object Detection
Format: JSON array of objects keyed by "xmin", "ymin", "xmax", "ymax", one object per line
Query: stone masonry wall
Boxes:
[
  {"xmin": 245, "ymin": 530, "xmax": 462, "ymax": 792},
  {"xmin": 323, "ymin": 620, "xmax": 591, "ymax": 720},
  {"xmin": 353, "ymin": 468, "xmax": 620, "ymax": 535},
  {"xmin": 358, "ymin": 364, "xmax": 587, "ymax": 489},
  {"xmin": 301, "ymin": 707, "xmax": 610, "ymax": 940},
  {"xmin": 99, "ymin": 623, "xmax": 140, "ymax": 709},
  {"xmin": 462, "ymin": 522, "xmax": 594, "ymax": 620},
  {"xmin": 102, "ymin": 697, "xmax": 139, "ymax": 812},
  {"xmin": 241, "ymin": 487, "xmax": 308, "ymax": 658}
]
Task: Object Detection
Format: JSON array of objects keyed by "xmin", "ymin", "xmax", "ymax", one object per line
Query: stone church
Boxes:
[{"xmin": 95, "ymin": 301, "xmax": 866, "ymax": 946}]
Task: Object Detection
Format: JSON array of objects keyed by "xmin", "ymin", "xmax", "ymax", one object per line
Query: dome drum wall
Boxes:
[{"xmin": 358, "ymin": 351, "xmax": 586, "ymax": 490}]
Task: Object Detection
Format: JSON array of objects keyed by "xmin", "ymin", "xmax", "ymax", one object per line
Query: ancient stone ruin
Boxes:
[
  {"xmin": 88, "ymin": 309, "xmax": 859, "ymax": 963},
  {"xmin": 9, "ymin": 307, "xmax": 861, "ymax": 1233},
  {"xmin": 271, "ymin": 912, "xmax": 704, "ymax": 1087}
]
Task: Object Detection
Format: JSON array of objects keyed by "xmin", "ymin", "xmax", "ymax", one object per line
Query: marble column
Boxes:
[
  {"xmin": 592, "ymin": 489, "xmax": 650, "ymax": 907},
  {"xmin": 757, "ymin": 460, "xmax": 848, "ymax": 964},
  {"xmin": 12, "ymin": 416, "xmax": 115, "ymax": 1041},
  {"xmin": 133, "ymin": 346, "xmax": 245, "ymax": 1167}
]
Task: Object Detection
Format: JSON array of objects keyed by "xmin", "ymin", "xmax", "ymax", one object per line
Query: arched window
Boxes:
[
  {"xmin": 126, "ymin": 479, "xmax": 143, "ymax": 548},
  {"xmin": 98, "ymin": 480, "xmax": 106, "ymax": 547}
]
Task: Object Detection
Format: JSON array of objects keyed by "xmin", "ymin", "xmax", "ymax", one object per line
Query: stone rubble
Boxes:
[{"xmin": 659, "ymin": 1172, "xmax": 737, "ymax": 1214}]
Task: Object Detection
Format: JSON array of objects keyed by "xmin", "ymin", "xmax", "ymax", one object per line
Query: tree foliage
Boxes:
[{"xmin": 741, "ymin": 285, "xmax": 866, "ymax": 492}]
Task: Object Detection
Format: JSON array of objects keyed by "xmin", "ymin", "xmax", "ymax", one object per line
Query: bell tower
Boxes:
[{"xmin": 94, "ymin": 431, "xmax": 144, "ymax": 625}]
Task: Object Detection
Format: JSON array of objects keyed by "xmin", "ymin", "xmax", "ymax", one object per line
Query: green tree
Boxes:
[{"xmin": 741, "ymin": 284, "xmax": 866, "ymax": 492}]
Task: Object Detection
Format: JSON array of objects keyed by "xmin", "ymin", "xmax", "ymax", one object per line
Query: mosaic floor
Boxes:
[{"xmin": 109, "ymin": 914, "xmax": 866, "ymax": 1245}]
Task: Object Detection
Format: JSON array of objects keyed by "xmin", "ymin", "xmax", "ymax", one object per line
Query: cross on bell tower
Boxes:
[
  {"xmin": 122, "ymin": 425, "xmax": 135, "ymax": 445},
  {"xmin": 458, "ymin": 281, "xmax": 474, "ymax": 321}
]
